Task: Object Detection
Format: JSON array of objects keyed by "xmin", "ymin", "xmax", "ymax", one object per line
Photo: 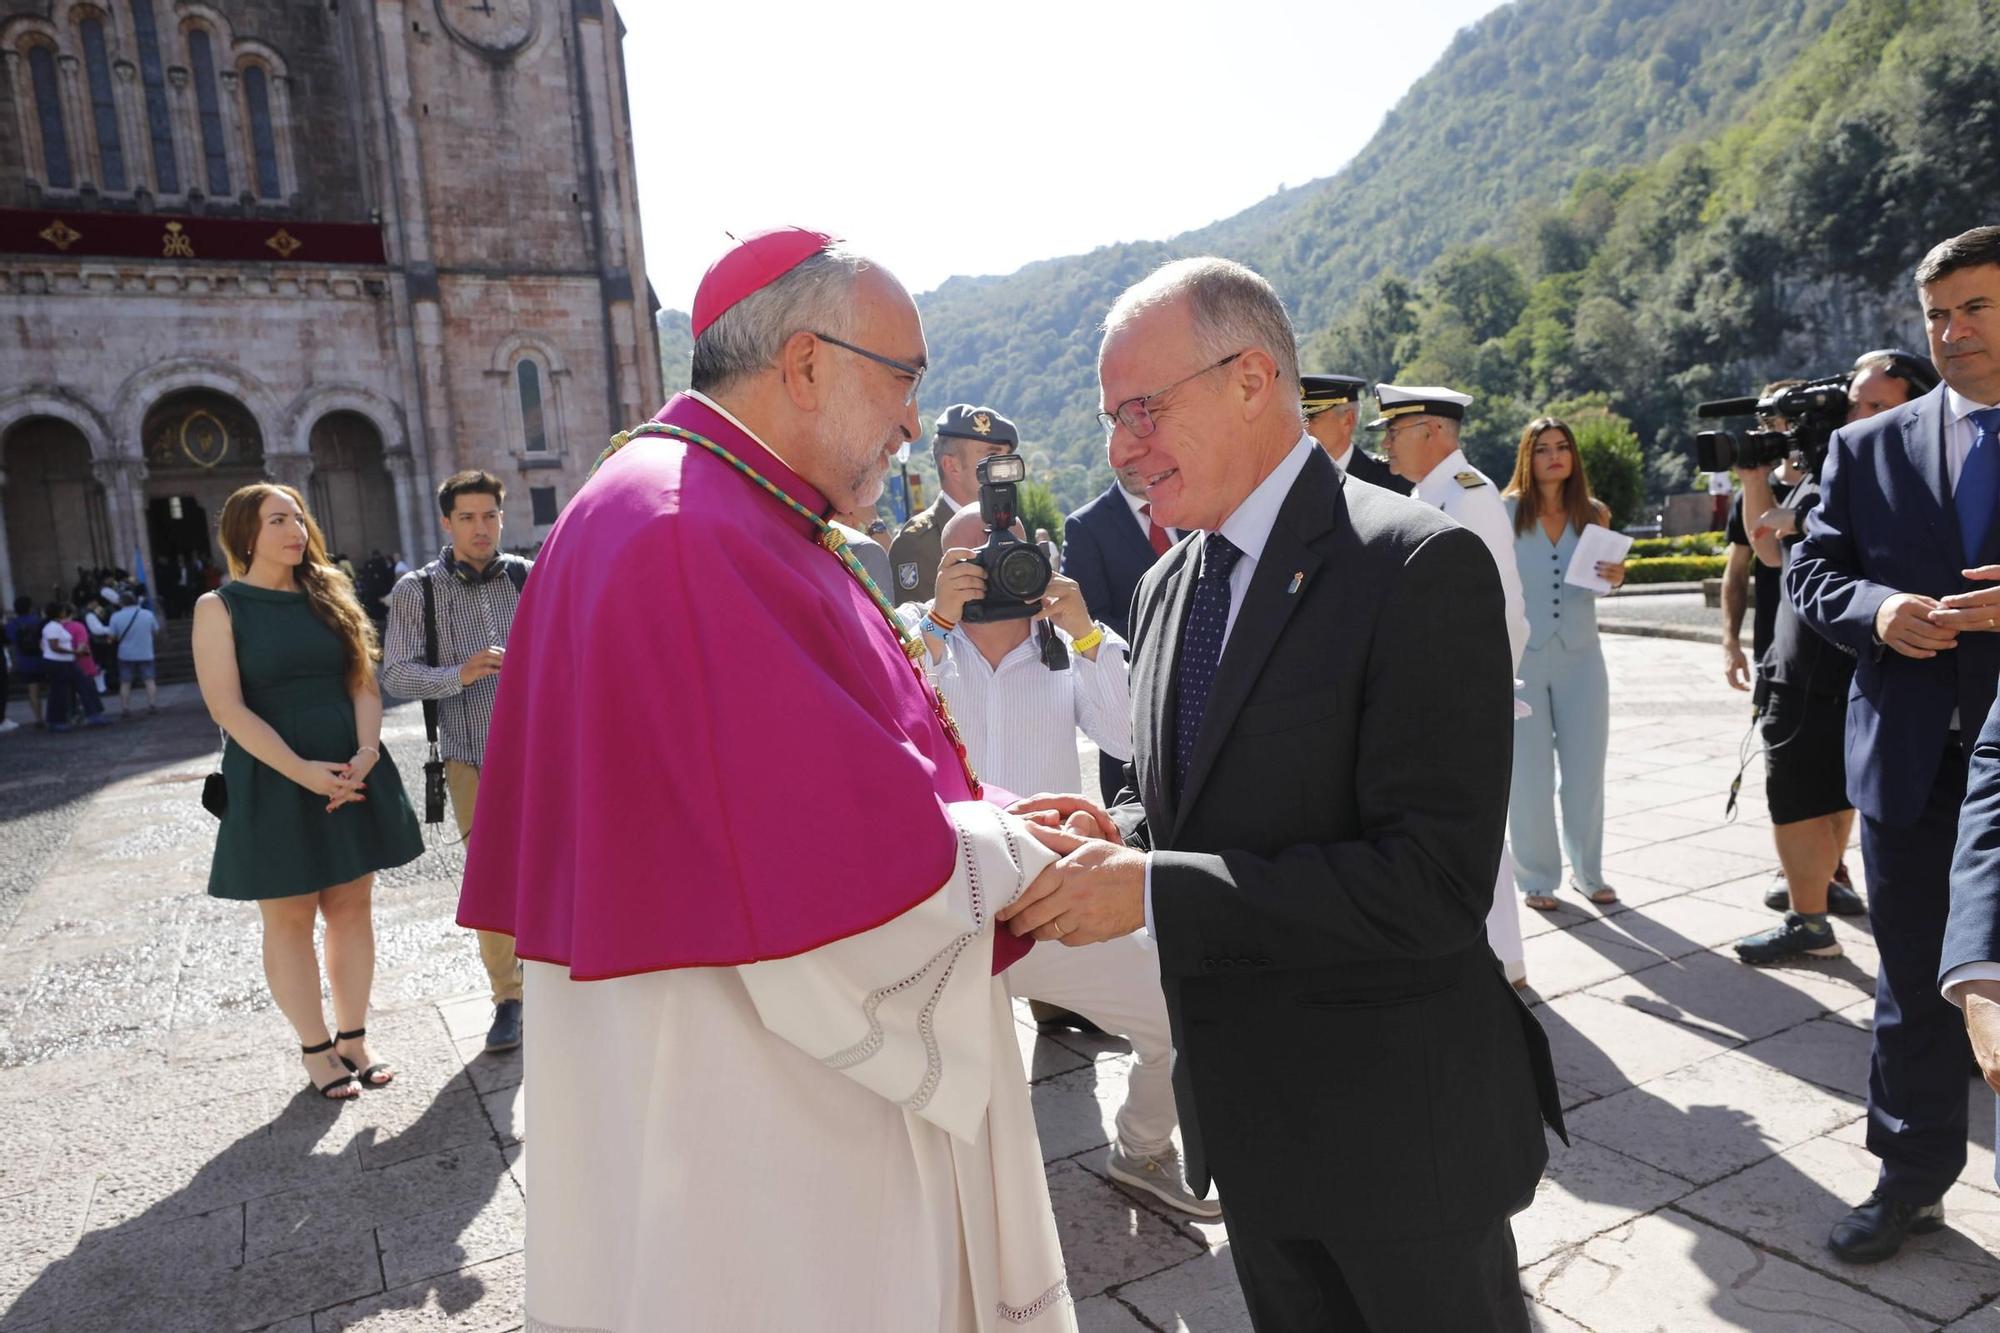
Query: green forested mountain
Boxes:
[{"xmin": 903, "ymin": 0, "xmax": 1999, "ymax": 517}]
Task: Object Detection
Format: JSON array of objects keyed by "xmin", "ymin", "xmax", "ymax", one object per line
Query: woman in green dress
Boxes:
[{"xmin": 193, "ymin": 483, "xmax": 423, "ymax": 1100}]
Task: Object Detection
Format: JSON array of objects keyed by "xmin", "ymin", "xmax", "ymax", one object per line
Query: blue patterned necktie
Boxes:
[
  {"xmin": 1175, "ymin": 534, "xmax": 1244, "ymax": 795},
  {"xmin": 1960, "ymin": 408, "xmax": 2000, "ymax": 565}
]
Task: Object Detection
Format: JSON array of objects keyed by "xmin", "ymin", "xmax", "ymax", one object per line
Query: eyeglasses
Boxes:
[
  {"xmin": 1381, "ymin": 419, "xmax": 1430, "ymax": 443},
  {"xmin": 1097, "ymin": 352, "xmax": 1242, "ymax": 438},
  {"xmin": 809, "ymin": 331, "xmax": 926, "ymax": 406}
]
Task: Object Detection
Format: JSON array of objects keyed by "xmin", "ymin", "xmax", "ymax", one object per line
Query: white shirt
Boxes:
[
  {"xmin": 1119, "ymin": 483, "xmax": 1179, "ymax": 546},
  {"xmin": 1933, "ymin": 387, "xmax": 2000, "ymax": 1004},
  {"xmin": 40, "ymin": 620, "xmax": 75, "ymax": 662},
  {"xmin": 926, "ymin": 625, "xmax": 1133, "ymax": 790},
  {"xmin": 1142, "ymin": 434, "xmax": 1317, "ymax": 931},
  {"xmin": 1414, "ymin": 448, "xmax": 1531, "ymax": 672}
]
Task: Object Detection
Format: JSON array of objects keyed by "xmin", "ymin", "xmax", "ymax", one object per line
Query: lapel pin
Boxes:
[{"xmin": 1287, "ymin": 571, "xmax": 1305, "ymax": 595}]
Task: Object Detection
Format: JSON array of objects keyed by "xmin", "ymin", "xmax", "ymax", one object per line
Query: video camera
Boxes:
[
  {"xmin": 1693, "ymin": 375, "xmax": 1851, "ymax": 476},
  {"xmin": 960, "ymin": 453, "xmax": 1052, "ymax": 624}
]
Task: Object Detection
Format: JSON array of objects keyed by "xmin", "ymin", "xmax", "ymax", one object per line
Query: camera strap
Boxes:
[{"xmin": 419, "ymin": 570, "xmax": 441, "ymax": 763}]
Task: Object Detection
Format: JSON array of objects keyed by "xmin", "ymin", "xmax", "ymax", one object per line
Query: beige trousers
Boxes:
[{"xmin": 446, "ymin": 759, "xmax": 524, "ymax": 1004}]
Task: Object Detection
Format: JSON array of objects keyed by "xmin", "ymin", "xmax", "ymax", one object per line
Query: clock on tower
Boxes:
[{"xmin": 436, "ymin": 0, "xmax": 537, "ymax": 57}]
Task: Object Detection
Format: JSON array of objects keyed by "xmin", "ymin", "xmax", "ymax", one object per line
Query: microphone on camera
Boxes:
[{"xmin": 1697, "ymin": 396, "xmax": 1764, "ymax": 419}]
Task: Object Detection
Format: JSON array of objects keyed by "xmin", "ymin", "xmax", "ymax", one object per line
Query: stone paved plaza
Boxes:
[{"xmin": 2, "ymin": 637, "xmax": 1998, "ymax": 1330}]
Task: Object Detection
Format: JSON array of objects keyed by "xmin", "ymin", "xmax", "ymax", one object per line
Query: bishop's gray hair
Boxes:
[
  {"xmin": 1101, "ymin": 257, "xmax": 1302, "ymax": 397},
  {"xmin": 689, "ymin": 244, "xmax": 874, "ymax": 393}
]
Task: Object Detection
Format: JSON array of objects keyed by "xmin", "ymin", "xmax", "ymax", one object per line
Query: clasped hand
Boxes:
[
  {"xmin": 997, "ymin": 794, "xmax": 1147, "ymax": 945},
  {"xmin": 1878, "ymin": 566, "xmax": 2000, "ymax": 659},
  {"xmin": 295, "ymin": 754, "xmax": 371, "ymax": 814}
]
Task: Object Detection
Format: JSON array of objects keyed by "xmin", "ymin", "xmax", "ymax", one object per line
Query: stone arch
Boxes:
[
  {"xmin": 282, "ymin": 384, "xmax": 404, "ymax": 459},
  {"xmin": 306, "ymin": 411, "xmax": 400, "ymax": 570},
  {"xmin": 0, "ymin": 387, "xmax": 114, "ymax": 462},
  {"xmin": 112, "ymin": 357, "xmax": 282, "ymax": 460},
  {"xmin": 3, "ymin": 415, "xmax": 114, "ymax": 607}
]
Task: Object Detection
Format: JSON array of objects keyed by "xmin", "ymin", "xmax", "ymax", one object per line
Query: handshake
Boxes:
[{"xmin": 995, "ymin": 794, "xmax": 1151, "ymax": 945}]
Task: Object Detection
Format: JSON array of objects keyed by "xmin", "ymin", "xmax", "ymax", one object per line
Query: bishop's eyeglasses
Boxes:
[{"xmin": 810, "ymin": 331, "xmax": 926, "ymax": 406}]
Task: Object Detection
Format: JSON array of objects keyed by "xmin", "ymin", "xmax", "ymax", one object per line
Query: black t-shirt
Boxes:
[
  {"xmin": 1762, "ymin": 477, "xmax": 1857, "ymax": 698},
  {"xmin": 1726, "ymin": 492, "xmax": 1783, "ymax": 663}
]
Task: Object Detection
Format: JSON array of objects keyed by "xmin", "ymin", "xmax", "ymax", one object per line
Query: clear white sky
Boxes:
[{"xmin": 619, "ymin": 0, "xmax": 1505, "ymax": 311}]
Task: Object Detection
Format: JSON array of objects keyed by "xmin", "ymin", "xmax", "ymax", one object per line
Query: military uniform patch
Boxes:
[
  {"xmin": 897, "ymin": 562, "xmax": 920, "ymax": 590},
  {"xmin": 1455, "ymin": 471, "xmax": 1488, "ymax": 489}
]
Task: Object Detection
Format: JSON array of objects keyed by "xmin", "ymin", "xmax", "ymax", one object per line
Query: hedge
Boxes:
[
  {"xmin": 1622, "ymin": 555, "xmax": 1727, "ymax": 585},
  {"xmin": 1628, "ymin": 533, "xmax": 1728, "ymax": 558}
]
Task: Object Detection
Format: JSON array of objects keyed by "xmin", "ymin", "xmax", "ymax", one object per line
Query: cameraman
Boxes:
[
  {"xmin": 1721, "ymin": 381, "xmax": 1803, "ymax": 693},
  {"xmin": 919, "ymin": 506, "xmax": 1214, "ymax": 1218},
  {"xmin": 1735, "ymin": 357, "xmax": 1928, "ymax": 967},
  {"xmin": 382, "ymin": 471, "xmax": 532, "ymax": 1055}
]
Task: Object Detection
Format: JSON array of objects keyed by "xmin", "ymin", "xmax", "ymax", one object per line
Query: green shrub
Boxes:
[
  {"xmin": 1628, "ymin": 533, "xmax": 1728, "ymax": 558},
  {"xmin": 1622, "ymin": 554, "xmax": 1726, "ymax": 584}
]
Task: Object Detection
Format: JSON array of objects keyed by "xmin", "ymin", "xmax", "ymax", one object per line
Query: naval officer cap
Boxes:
[
  {"xmin": 933, "ymin": 404, "xmax": 1019, "ymax": 449},
  {"xmin": 1365, "ymin": 383, "xmax": 1475, "ymax": 430},
  {"xmin": 1299, "ymin": 374, "xmax": 1369, "ymax": 418}
]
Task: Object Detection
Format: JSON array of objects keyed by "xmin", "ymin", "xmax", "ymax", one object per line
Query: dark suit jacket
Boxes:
[
  {"xmin": 1342, "ymin": 444, "xmax": 1414, "ymax": 495},
  {"xmin": 1943, "ymin": 691, "xmax": 2000, "ymax": 984},
  {"xmin": 1063, "ymin": 484, "xmax": 1164, "ymax": 640},
  {"xmin": 1787, "ymin": 386, "xmax": 2000, "ymax": 826},
  {"xmin": 1113, "ymin": 446, "xmax": 1561, "ymax": 1241}
]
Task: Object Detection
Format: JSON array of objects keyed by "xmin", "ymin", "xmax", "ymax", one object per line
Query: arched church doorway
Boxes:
[
  {"xmin": 142, "ymin": 390, "xmax": 266, "ymax": 617},
  {"xmin": 307, "ymin": 412, "xmax": 399, "ymax": 563},
  {"xmin": 3, "ymin": 418, "xmax": 113, "ymax": 608}
]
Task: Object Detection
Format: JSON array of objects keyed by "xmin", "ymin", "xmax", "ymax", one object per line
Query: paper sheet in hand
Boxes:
[{"xmin": 1565, "ymin": 526, "xmax": 1635, "ymax": 594}]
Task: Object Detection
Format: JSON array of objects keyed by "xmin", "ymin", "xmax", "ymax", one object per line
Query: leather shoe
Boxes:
[
  {"xmin": 1026, "ymin": 1000, "xmax": 1102, "ymax": 1035},
  {"xmin": 485, "ymin": 998, "xmax": 523, "ymax": 1053},
  {"xmin": 1827, "ymin": 1192, "xmax": 1944, "ymax": 1263}
]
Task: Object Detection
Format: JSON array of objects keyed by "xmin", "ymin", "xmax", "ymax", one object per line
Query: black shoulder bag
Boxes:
[
  {"xmin": 202, "ymin": 599, "xmax": 229, "ymax": 818},
  {"xmin": 420, "ymin": 572, "xmax": 447, "ymax": 824}
]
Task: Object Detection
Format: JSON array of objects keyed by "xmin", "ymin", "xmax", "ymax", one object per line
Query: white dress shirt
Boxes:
[
  {"xmin": 1930, "ymin": 387, "xmax": 2000, "ymax": 1004},
  {"xmin": 925, "ymin": 625, "xmax": 1133, "ymax": 793},
  {"xmin": 1141, "ymin": 435, "xmax": 1317, "ymax": 931}
]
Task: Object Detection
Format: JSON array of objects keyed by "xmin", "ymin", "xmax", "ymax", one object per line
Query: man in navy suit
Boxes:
[
  {"xmin": 1790, "ymin": 225, "xmax": 2000, "ymax": 1262},
  {"xmin": 1064, "ymin": 459, "xmax": 1176, "ymax": 801}
]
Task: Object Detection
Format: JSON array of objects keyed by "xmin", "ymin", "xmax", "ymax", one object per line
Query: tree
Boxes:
[{"xmin": 1019, "ymin": 480, "xmax": 1066, "ymax": 549}]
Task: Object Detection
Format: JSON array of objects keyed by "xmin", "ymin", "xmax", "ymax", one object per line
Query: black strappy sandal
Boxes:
[
  {"xmin": 302, "ymin": 1037, "xmax": 359, "ymax": 1100},
  {"xmin": 335, "ymin": 1027, "xmax": 395, "ymax": 1089}
]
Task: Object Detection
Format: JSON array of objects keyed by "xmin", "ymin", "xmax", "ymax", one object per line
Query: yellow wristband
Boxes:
[{"xmin": 1071, "ymin": 626, "xmax": 1104, "ymax": 654}]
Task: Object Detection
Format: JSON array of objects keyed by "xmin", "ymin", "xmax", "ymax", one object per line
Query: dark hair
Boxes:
[
  {"xmin": 438, "ymin": 470, "xmax": 505, "ymax": 517},
  {"xmin": 1915, "ymin": 227, "xmax": 2000, "ymax": 288},
  {"xmin": 1853, "ymin": 348, "xmax": 1940, "ymax": 397},
  {"xmin": 12, "ymin": 595, "xmax": 29, "ymax": 616},
  {"xmin": 1504, "ymin": 417, "xmax": 1603, "ymax": 536}
]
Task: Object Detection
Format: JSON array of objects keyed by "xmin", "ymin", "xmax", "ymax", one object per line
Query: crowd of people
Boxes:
[
  {"xmin": 1, "ymin": 571, "xmax": 164, "ymax": 734},
  {"xmin": 163, "ymin": 222, "xmax": 2000, "ymax": 1330}
]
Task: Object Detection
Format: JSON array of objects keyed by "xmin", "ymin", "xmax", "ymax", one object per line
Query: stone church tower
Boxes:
[{"xmin": 0, "ymin": 0, "xmax": 658, "ymax": 606}]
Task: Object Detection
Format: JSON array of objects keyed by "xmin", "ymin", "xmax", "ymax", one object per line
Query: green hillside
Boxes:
[{"xmin": 905, "ymin": 0, "xmax": 1997, "ymax": 518}]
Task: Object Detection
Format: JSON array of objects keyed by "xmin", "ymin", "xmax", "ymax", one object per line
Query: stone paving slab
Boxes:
[{"xmin": 3, "ymin": 640, "xmax": 1999, "ymax": 1331}]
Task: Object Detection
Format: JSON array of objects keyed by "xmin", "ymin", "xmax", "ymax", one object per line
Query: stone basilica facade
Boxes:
[{"xmin": 0, "ymin": 0, "xmax": 659, "ymax": 606}]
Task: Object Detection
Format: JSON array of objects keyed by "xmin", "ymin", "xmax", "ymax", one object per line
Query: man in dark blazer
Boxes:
[
  {"xmin": 1001, "ymin": 257, "xmax": 1561, "ymax": 1330},
  {"xmin": 1789, "ymin": 225, "xmax": 2000, "ymax": 1262},
  {"xmin": 1063, "ymin": 465, "xmax": 1176, "ymax": 802},
  {"xmin": 1301, "ymin": 373, "xmax": 1413, "ymax": 495},
  {"xmin": 1943, "ymin": 690, "xmax": 2000, "ymax": 1186}
]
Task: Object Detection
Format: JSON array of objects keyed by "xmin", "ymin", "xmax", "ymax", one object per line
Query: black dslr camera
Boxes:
[
  {"xmin": 1693, "ymin": 375, "xmax": 1852, "ymax": 476},
  {"xmin": 960, "ymin": 454, "xmax": 1052, "ymax": 623}
]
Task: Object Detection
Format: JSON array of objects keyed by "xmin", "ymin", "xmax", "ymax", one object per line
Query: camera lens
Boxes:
[{"xmin": 994, "ymin": 545, "xmax": 1050, "ymax": 600}]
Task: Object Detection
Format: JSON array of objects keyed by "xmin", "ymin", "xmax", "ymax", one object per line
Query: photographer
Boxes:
[
  {"xmin": 1788, "ymin": 227, "xmax": 2000, "ymax": 1263},
  {"xmin": 381, "ymin": 470, "xmax": 532, "ymax": 1055},
  {"xmin": 1721, "ymin": 381, "xmax": 1803, "ymax": 693},
  {"xmin": 1734, "ymin": 356, "xmax": 1930, "ymax": 968},
  {"xmin": 920, "ymin": 501, "xmax": 1215, "ymax": 1218}
]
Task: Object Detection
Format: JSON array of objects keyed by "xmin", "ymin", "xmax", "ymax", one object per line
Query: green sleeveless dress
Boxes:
[{"xmin": 207, "ymin": 581, "xmax": 423, "ymax": 900}]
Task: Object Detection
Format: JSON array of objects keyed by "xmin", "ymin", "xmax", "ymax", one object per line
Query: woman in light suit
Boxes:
[{"xmin": 1503, "ymin": 417, "xmax": 1626, "ymax": 910}]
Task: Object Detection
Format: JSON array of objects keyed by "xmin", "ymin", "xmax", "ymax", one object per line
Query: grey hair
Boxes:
[
  {"xmin": 1101, "ymin": 257, "xmax": 1301, "ymax": 396},
  {"xmin": 688, "ymin": 245, "xmax": 874, "ymax": 393}
]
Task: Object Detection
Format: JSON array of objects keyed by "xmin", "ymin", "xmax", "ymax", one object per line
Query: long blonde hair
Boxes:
[{"xmin": 217, "ymin": 483, "xmax": 378, "ymax": 692}]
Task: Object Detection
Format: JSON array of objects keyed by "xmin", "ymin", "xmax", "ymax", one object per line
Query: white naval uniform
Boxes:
[{"xmin": 1413, "ymin": 449, "xmax": 1530, "ymax": 985}]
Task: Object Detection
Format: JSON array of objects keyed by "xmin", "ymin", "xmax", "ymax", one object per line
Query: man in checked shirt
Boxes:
[{"xmin": 383, "ymin": 470, "xmax": 533, "ymax": 1053}]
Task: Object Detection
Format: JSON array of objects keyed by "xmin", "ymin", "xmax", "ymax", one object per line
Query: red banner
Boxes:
[{"xmin": 0, "ymin": 207, "xmax": 386, "ymax": 265}]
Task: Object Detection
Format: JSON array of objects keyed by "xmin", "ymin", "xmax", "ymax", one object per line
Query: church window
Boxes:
[
  {"xmin": 128, "ymin": 0, "xmax": 178, "ymax": 193},
  {"xmin": 530, "ymin": 487, "xmax": 558, "ymax": 526},
  {"xmin": 186, "ymin": 27, "xmax": 229, "ymax": 196},
  {"xmin": 241, "ymin": 64, "xmax": 280, "ymax": 199},
  {"xmin": 27, "ymin": 44, "xmax": 73, "ymax": 190},
  {"xmin": 517, "ymin": 361, "xmax": 549, "ymax": 453},
  {"xmin": 80, "ymin": 17, "xmax": 127, "ymax": 192}
]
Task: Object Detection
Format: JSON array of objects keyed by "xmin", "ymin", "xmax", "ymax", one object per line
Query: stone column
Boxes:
[
  {"xmin": 385, "ymin": 450, "xmax": 420, "ymax": 567},
  {"xmin": 165, "ymin": 66, "xmax": 200, "ymax": 200},
  {"xmin": 90, "ymin": 457, "xmax": 148, "ymax": 580},
  {"xmin": 268, "ymin": 71, "xmax": 299, "ymax": 201},
  {"xmin": 215, "ymin": 68, "xmax": 249, "ymax": 202},
  {"xmin": 56, "ymin": 54, "xmax": 92, "ymax": 191},
  {"xmin": 264, "ymin": 452, "xmax": 313, "ymax": 494},
  {"xmin": 2, "ymin": 52, "xmax": 43, "ymax": 186},
  {"xmin": 0, "ymin": 468, "xmax": 16, "ymax": 607},
  {"xmin": 113, "ymin": 60, "xmax": 148, "ymax": 196}
]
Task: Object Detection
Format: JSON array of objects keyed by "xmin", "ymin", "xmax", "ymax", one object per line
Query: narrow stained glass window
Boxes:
[
  {"xmin": 187, "ymin": 28, "xmax": 229, "ymax": 196},
  {"xmin": 242, "ymin": 64, "xmax": 279, "ymax": 199},
  {"xmin": 129, "ymin": 0, "xmax": 178, "ymax": 192},
  {"xmin": 28, "ymin": 45, "xmax": 73, "ymax": 189},
  {"xmin": 518, "ymin": 362, "xmax": 548, "ymax": 453},
  {"xmin": 80, "ymin": 18, "xmax": 127, "ymax": 191}
]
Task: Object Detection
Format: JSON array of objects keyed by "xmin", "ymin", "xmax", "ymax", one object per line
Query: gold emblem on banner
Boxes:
[
  {"xmin": 39, "ymin": 218, "xmax": 80, "ymax": 251},
  {"xmin": 971, "ymin": 412, "xmax": 992, "ymax": 435},
  {"xmin": 265, "ymin": 228, "xmax": 302, "ymax": 259},
  {"xmin": 163, "ymin": 222, "xmax": 195, "ymax": 259},
  {"xmin": 179, "ymin": 409, "xmax": 228, "ymax": 468}
]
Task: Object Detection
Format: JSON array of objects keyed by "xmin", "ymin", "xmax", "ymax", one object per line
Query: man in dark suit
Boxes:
[
  {"xmin": 1789, "ymin": 225, "xmax": 2000, "ymax": 1262},
  {"xmin": 1301, "ymin": 373, "xmax": 1413, "ymax": 494},
  {"xmin": 1000, "ymin": 257, "xmax": 1561, "ymax": 1330},
  {"xmin": 1063, "ymin": 461, "xmax": 1176, "ymax": 802}
]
